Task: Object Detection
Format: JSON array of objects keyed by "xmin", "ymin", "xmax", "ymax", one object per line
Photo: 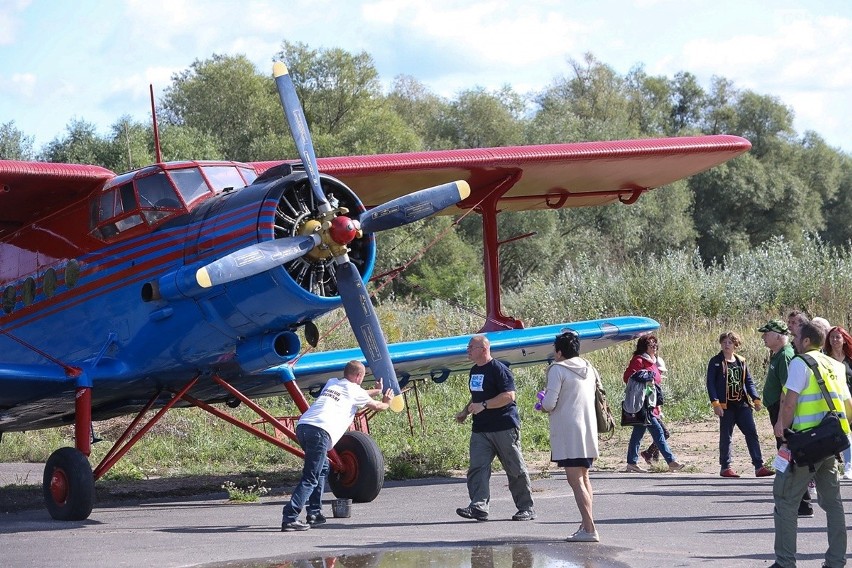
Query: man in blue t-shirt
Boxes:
[{"xmin": 454, "ymin": 334, "xmax": 535, "ymax": 521}]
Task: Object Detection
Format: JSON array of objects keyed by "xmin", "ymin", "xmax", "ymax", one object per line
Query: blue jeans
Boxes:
[
  {"xmin": 719, "ymin": 402, "xmax": 763, "ymax": 470},
  {"xmin": 282, "ymin": 423, "xmax": 330, "ymax": 523},
  {"xmin": 627, "ymin": 415, "xmax": 675, "ymax": 464}
]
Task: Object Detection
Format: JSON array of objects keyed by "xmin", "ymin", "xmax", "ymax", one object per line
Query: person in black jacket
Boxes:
[{"xmin": 706, "ymin": 331, "xmax": 774, "ymax": 478}]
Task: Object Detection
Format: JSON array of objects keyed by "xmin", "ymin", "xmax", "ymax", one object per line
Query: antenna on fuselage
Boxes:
[{"xmin": 150, "ymin": 84, "xmax": 163, "ymax": 163}]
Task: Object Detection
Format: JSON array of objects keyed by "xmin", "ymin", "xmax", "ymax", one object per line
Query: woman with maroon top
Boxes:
[{"xmin": 623, "ymin": 335, "xmax": 685, "ymax": 473}]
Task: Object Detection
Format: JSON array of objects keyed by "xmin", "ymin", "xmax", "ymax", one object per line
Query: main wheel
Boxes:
[
  {"xmin": 43, "ymin": 447, "xmax": 95, "ymax": 521},
  {"xmin": 328, "ymin": 431, "xmax": 384, "ymax": 503}
]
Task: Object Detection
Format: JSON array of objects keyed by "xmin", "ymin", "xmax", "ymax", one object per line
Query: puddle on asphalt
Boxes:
[{"xmin": 200, "ymin": 543, "xmax": 625, "ymax": 568}]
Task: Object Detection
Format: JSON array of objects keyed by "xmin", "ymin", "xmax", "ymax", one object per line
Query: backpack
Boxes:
[{"xmin": 621, "ymin": 369, "xmax": 656, "ymax": 426}]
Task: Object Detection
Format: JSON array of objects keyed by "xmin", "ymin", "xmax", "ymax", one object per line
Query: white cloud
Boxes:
[
  {"xmin": 0, "ymin": 0, "xmax": 30, "ymax": 46},
  {"xmin": 0, "ymin": 72, "xmax": 36, "ymax": 98}
]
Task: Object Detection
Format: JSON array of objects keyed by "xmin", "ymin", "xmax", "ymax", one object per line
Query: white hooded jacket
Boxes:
[{"xmin": 541, "ymin": 357, "xmax": 600, "ymax": 461}]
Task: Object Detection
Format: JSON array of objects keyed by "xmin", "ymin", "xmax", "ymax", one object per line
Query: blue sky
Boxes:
[{"xmin": 1, "ymin": 0, "xmax": 851, "ymax": 155}]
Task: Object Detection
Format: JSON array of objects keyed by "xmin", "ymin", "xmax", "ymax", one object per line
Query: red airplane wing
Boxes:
[
  {"xmin": 253, "ymin": 134, "xmax": 751, "ymax": 212},
  {"xmin": 0, "ymin": 161, "xmax": 115, "ymax": 239}
]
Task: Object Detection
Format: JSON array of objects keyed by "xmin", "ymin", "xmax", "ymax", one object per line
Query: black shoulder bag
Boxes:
[{"xmin": 784, "ymin": 354, "xmax": 851, "ymax": 470}]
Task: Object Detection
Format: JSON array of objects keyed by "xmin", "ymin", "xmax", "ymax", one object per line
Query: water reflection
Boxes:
[{"xmin": 229, "ymin": 544, "xmax": 611, "ymax": 568}]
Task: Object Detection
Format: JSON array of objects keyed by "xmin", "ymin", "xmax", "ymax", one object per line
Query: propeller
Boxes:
[
  {"xmin": 195, "ymin": 62, "xmax": 471, "ymax": 411},
  {"xmin": 196, "ymin": 235, "xmax": 319, "ymax": 289},
  {"xmin": 272, "ymin": 62, "xmax": 331, "ymax": 215}
]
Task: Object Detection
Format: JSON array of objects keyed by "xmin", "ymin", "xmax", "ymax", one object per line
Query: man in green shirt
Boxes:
[
  {"xmin": 761, "ymin": 319, "xmax": 795, "ymax": 440},
  {"xmin": 760, "ymin": 319, "xmax": 812, "ymax": 518}
]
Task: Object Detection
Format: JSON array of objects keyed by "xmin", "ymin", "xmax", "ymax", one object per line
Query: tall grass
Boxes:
[{"xmin": 2, "ymin": 236, "xmax": 852, "ymax": 480}]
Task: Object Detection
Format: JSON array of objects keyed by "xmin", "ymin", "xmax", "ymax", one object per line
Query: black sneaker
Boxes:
[
  {"xmin": 281, "ymin": 520, "xmax": 310, "ymax": 531},
  {"xmin": 456, "ymin": 506, "xmax": 488, "ymax": 521},
  {"xmin": 306, "ymin": 512, "xmax": 327, "ymax": 526},
  {"xmin": 512, "ymin": 509, "xmax": 536, "ymax": 521},
  {"xmin": 797, "ymin": 505, "xmax": 814, "ymax": 518}
]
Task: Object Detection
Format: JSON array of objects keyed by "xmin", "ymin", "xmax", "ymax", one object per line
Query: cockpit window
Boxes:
[
  {"xmin": 138, "ymin": 171, "xmax": 181, "ymax": 209},
  {"xmin": 202, "ymin": 165, "xmax": 248, "ymax": 192},
  {"xmin": 98, "ymin": 183, "xmax": 137, "ymax": 221},
  {"xmin": 239, "ymin": 167, "xmax": 258, "ymax": 185},
  {"xmin": 170, "ymin": 167, "xmax": 210, "ymax": 204},
  {"xmin": 137, "ymin": 171, "xmax": 183, "ymax": 224}
]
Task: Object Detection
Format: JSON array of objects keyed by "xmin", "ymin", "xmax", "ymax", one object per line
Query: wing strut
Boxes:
[{"xmin": 459, "ymin": 172, "xmax": 527, "ymax": 333}]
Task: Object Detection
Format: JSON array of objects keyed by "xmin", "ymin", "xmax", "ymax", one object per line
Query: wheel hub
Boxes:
[{"xmin": 49, "ymin": 468, "xmax": 69, "ymax": 505}]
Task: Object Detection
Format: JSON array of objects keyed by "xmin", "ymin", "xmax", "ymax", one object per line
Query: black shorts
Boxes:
[{"xmin": 554, "ymin": 457, "xmax": 594, "ymax": 468}]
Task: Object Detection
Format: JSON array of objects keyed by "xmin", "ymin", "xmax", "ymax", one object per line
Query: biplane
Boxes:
[{"xmin": 0, "ymin": 62, "xmax": 751, "ymax": 521}]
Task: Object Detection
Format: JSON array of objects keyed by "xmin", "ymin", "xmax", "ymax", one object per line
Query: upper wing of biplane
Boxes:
[
  {"xmin": 0, "ymin": 161, "xmax": 115, "ymax": 239},
  {"xmin": 252, "ymin": 134, "xmax": 751, "ymax": 213}
]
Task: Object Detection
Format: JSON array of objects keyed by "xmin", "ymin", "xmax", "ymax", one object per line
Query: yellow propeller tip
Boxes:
[
  {"xmin": 389, "ymin": 395, "xmax": 406, "ymax": 413},
  {"xmin": 273, "ymin": 61, "xmax": 289, "ymax": 78},
  {"xmin": 456, "ymin": 180, "xmax": 471, "ymax": 201},
  {"xmin": 196, "ymin": 268, "xmax": 212, "ymax": 288}
]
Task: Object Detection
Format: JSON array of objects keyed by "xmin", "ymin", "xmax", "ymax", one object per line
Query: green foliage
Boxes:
[
  {"xmin": 387, "ymin": 75, "xmax": 451, "ymax": 150},
  {"xmin": 276, "ymin": 42, "xmax": 382, "ymax": 134},
  {"xmin": 222, "ymin": 478, "xmax": 269, "ymax": 502},
  {"xmin": 0, "ymin": 121, "xmax": 35, "ymax": 160},
  {"xmin": 161, "ymin": 54, "xmax": 280, "ymax": 161},
  {"xmin": 39, "ymin": 119, "xmax": 112, "ymax": 165}
]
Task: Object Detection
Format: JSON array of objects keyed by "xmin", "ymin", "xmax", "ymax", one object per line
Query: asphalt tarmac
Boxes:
[{"xmin": 1, "ymin": 463, "xmax": 850, "ymax": 567}]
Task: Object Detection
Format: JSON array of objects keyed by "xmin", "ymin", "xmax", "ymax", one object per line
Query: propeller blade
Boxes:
[
  {"xmin": 335, "ymin": 260, "xmax": 404, "ymax": 412},
  {"xmin": 196, "ymin": 236, "xmax": 318, "ymax": 288},
  {"xmin": 359, "ymin": 180, "xmax": 471, "ymax": 233},
  {"xmin": 272, "ymin": 61, "xmax": 329, "ymax": 211}
]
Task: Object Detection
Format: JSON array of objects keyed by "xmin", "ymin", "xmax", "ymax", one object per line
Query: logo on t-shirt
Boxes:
[{"xmin": 470, "ymin": 374, "xmax": 484, "ymax": 391}]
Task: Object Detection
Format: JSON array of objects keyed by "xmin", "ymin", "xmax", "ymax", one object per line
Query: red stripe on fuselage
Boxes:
[{"xmin": 0, "ymin": 200, "xmax": 277, "ymax": 331}]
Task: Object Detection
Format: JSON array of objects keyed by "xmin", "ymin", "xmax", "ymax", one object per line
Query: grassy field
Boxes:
[
  {"xmin": 2, "ymin": 236, "xmax": 850, "ymax": 483},
  {"xmin": 0, "ymin": 312, "xmax": 813, "ymax": 483}
]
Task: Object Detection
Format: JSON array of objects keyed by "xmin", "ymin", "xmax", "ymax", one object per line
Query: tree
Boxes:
[
  {"xmin": 100, "ymin": 116, "xmax": 154, "ymax": 173},
  {"xmin": 795, "ymin": 130, "xmax": 842, "ymax": 201},
  {"xmin": 159, "ymin": 125, "xmax": 224, "ymax": 162},
  {"xmin": 443, "ymin": 86, "xmax": 526, "ymax": 149},
  {"xmin": 374, "ymin": 217, "xmax": 484, "ymax": 305},
  {"xmin": 691, "ymin": 153, "xmax": 815, "ymax": 262},
  {"xmin": 624, "ymin": 65, "xmax": 672, "ymax": 137},
  {"xmin": 39, "ymin": 119, "xmax": 110, "ymax": 166},
  {"xmin": 275, "ymin": 42, "xmax": 382, "ymax": 135},
  {"xmin": 161, "ymin": 54, "xmax": 279, "ymax": 161},
  {"xmin": 0, "ymin": 121, "xmax": 35, "ymax": 160},
  {"xmin": 701, "ymin": 76, "xmax": 738, "ymax": 135},
  {"xmin": 530, "ymin": 54, "xmax": 635, "ymax": 143},
  {"xmin": 822, "ymin": 155, "xmax": 852, "ymax": 246},
  {"xmin": 733, "ymin": 90, "xmax": 794, "ymax": 159},
  {"xmin": 387, "ymin": 75, "xmax": 452, "ymax": 150},
  {"xmin": 669, "ymin": 71, "xmax": 705, "ymax": 135}
]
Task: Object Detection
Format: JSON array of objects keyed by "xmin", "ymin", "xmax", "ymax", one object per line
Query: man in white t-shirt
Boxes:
[{"xmin": 281, "ymin": 360, "xmax": 394, "ymax": 531}]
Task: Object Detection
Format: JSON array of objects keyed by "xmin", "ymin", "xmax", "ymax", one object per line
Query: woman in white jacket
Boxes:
[{"xmin": 541, "ymin": 331, "xmax": 600, "ymax": 543}]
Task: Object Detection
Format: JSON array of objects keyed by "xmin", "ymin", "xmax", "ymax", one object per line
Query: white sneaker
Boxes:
[{"xmin": 566, "ymin": 528, "xmax": 600, "ymax": 542}]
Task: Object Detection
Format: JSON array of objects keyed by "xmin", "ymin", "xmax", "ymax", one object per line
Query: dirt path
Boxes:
[{"xmin": 530, "ymin": 417, "xmax": 781, "ymax": 477}]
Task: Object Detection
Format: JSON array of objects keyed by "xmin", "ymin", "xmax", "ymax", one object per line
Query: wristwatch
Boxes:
[{"xmin": 481, "ymin": 400, "xmax": 488, "ymax": 409}]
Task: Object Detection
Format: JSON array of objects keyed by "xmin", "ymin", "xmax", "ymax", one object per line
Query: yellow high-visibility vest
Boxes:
[{"xmin": 789, "ymin": 350, "xmax": 850, "ymax": 434}]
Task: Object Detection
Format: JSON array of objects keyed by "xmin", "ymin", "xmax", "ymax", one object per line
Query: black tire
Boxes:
[
  {"xmin": 43, "ymin": 447, "xmax": 95, "ymax": 521},
  {"xmin": 328, "ymin": 431, "xmax": 384, "ymax": 503}
]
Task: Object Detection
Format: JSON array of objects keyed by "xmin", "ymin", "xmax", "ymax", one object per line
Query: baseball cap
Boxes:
[{"xmin": 758, "ymin": 320, "xmax": 789, "ymax": 334}]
